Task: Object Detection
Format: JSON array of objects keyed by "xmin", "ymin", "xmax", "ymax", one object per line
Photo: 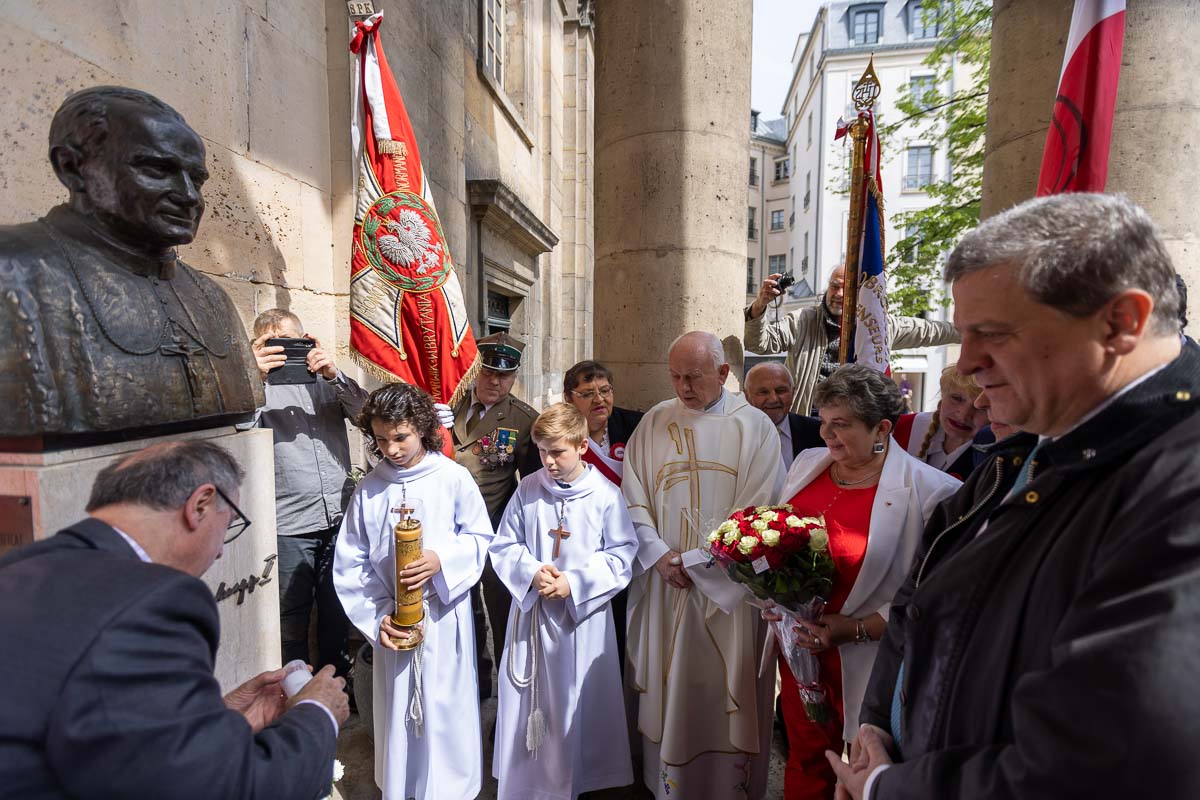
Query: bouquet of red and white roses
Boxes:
[{"xmin": 706, "ymin": 504, "xmax": 836, "ymax": 723}]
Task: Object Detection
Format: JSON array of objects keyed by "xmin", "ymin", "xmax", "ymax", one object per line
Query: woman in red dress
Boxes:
[{"xmin": 769, "ymin": 365, "xmax": 961, "ymax": 800}]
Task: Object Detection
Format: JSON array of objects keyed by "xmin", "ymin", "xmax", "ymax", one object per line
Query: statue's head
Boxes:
[{"xmin": 48, "ymin": 86, "xmax": 208, "ymax": 250}]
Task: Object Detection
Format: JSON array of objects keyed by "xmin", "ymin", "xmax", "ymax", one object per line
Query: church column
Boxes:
[
  {"xmin": 593, "ymin": 0, "xmax": 753, "ymax": 409},
  {"xmin": 982, "ymin": 0, "xmax": 1200, "ymax": 318}
]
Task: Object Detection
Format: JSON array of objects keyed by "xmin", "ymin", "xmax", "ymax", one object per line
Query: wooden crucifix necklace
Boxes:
[
  {"xmin": 390, "ymin": 482, "xmax": 414, "ymax": 522},
  {"xmin": 549, "ymin": 498, "xmax": 571, "ymax": 558}
]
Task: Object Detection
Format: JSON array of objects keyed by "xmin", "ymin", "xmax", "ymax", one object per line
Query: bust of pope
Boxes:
[{"xmin": 0, "ymin": 86, "xmax": 262, "ymax": 439}]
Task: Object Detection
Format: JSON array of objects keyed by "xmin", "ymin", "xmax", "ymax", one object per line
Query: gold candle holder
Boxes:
[{"xmin": 391, "ymin": 511, "xmax": 425, "ymax": 650}]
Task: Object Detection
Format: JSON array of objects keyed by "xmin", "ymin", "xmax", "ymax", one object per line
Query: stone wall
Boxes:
[{"xmin": 0, "ymin": 0, "xmax": 594, "ymax": 411}]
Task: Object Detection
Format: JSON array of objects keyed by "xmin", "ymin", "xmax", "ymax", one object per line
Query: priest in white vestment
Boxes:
[
  {"xmin": 623, "ymin": 331, "xmax": 785, "ymax": 799},
  {"xmin": 490, "ymin": 407, "xmax": 638, "ymax": 798},
  {"xmin": 334, "ymin": 384, "xmax": 494, "ymax": 800}
]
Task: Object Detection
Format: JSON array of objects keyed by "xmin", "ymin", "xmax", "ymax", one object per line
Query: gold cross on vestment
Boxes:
[
  {"xmin": 549, "ymin": 523, "xmax": 571, "ymax": 558},
  {"xmin": 654, "ymin": 423, "xmax": 738, "ymax": 551}
]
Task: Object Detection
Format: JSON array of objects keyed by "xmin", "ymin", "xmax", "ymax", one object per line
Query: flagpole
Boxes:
[{"xmin": 838, "ymin": 58, "xmax": 882, "ymax": 365}]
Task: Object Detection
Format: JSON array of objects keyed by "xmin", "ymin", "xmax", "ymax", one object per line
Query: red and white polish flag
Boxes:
[
  {"xmin": 347, "ymin": 12, "xmax": 479, "ymax": 441},
  {"xmin": 1036, "ymin": 0, "xmax": 1126, "ymax": 195}
]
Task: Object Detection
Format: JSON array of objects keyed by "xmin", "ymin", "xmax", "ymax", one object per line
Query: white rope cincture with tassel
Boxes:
[
  {"xmin": 405, "ymin": 599, "xmax": 431, "ymax": 738},
  {"xmin": 506, "ymin": 599, "xmax": 546, "ymax": 756}
]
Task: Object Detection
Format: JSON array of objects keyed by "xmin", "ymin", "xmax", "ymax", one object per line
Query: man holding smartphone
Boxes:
[{"xmin": 248, "ymin": 309, "xmax": 368, "ymax": 689}]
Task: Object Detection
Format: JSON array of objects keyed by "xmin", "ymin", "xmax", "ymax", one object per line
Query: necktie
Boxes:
[
  {"xmin": 889, "ymin": 662, "xmax": 905, "ymax": 747},
  {"xmin": 466, "ymin": 402, "xmax": 485, "ymax": 436}
]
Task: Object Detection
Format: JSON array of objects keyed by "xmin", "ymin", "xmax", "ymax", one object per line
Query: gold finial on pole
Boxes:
[{"xmin": 838, "ymin": 57, "xmax": 882, "ymax": 365}]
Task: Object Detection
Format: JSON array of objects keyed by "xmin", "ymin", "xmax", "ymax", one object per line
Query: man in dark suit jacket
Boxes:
[
  {"xmin": 745, "ymin": 361, "xmax": 824, "ymax": 469},
  {"xmin": 0, "ymin": 440, "xmax": 349, "ymax": 799}
]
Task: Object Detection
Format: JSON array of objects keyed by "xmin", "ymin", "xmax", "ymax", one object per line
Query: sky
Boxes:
[{"xmin": 751, "ymin": 0, "xmax": 825, "ymax": 119}]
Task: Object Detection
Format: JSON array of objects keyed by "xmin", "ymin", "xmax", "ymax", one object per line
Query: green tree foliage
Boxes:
[{"xmin": 884, "ymin": 0, "xmax": 992, "ymax": 316}]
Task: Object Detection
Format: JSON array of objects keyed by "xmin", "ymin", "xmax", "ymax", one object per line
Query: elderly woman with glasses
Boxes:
[
  {"xmin": 768, "ymin": 364, "xmax": 961, "ymax": 800},
  {"xmin": 562, "ymin": 360, "xmax": 644, "ymax": 487}
]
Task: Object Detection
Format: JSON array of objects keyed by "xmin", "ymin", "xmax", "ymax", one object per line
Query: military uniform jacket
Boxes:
[{"xmin": 452, "ymin": 391, "xmax": 541, "ymax": 525}]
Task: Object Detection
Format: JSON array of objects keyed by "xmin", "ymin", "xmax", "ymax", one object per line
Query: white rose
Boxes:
[
  {"xmin": 761, "ymin": 529, "xmax": 781, "ymax": 547},
  {"xmin": 751, "ymin": 519, "xmax": 769, "ymax": 532},
  {"xmin": 809, "ymin": 529, "xmax": 829, "ymax": 552},
  {"xmin": 755, "ymin": 505, "xmax": 772, "ymax": 514},
  {"xmin": 723, "ymin": 527, "xmax": 740, "ymax": 545},
  {"xmin": 737, "ymin": 536, "xmax": 758, "ymax": 555},
  {"xmin": 759, "ymin": 510, "xmax": 778, "ymax": 523},
  {"xmin": 785, "ymin": 514, "xmax": 802, "ymax": 528},
  {"xmin": 707, "ymin": 530, "xmax": 721, "ymax": 544}
]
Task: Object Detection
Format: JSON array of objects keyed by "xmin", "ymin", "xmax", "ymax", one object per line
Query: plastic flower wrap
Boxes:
[{"xmin": 705, "ymin": 504, "xmax": 836, "ymax": 723}]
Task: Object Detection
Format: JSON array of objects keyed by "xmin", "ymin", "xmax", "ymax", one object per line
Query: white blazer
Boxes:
[{"xmin": 777, "ymin": 442, "xmax": 962, "ymax": 740}]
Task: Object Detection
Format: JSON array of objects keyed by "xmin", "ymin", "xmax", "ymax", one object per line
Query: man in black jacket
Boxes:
[
  {"xmin": 833, "ymin": 193, "xmax": 1200, "ymax": 799},
  {"xmin": 744, "ymin": 360, "xmax": 824, "ymax": 470},
  {"xmin": 0, "ymin": 440, "xmax": 349, "ymax": 799}
]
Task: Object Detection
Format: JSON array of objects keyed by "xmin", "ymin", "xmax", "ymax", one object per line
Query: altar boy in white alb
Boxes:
[
  {"xmin": 333, "ymin": 383, "xmax": 493, "ymax": 800},
  {"xmin": 490, "ymin": 403, "xmax": 638, "ymax": 800}
]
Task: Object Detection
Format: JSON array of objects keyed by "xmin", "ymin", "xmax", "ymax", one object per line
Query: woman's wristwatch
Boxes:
[{"xmin": 854, "ymin": 618, "xmax": 871, "ymax": 644}]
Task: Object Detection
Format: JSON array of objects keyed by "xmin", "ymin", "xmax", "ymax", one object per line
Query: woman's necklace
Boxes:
[{"xmin": 831, "ymin": 461, "xmax": 883, "ymax": 487}]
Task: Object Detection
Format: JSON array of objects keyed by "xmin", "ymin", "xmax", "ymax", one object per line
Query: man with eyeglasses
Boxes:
[{"xmin": 0, "ymin": 440, "xmax": 349, "ymax": 798}]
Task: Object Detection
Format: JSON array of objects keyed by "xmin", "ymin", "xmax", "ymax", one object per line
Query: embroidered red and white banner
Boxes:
[
  {"xmin": 348, "ymin": 12, "xmax": 479, "ymax": 418},
  {"xmin": 1036, "ymin": 0, "xmax": 1126, "ymax": 195}
]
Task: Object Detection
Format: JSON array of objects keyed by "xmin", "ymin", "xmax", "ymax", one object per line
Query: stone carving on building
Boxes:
[{"xmin": 0, "ymin": 86, "xmax": 262, "ymax": 439}]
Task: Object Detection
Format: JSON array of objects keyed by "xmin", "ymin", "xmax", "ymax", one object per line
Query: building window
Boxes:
[
  {"xmin": 486, "ymin": 289, "xmax": 512, "ymax": 334},
  {"xmin": 804, "ymin": 171, "xmax": 812, "ymax": 210},
  {"xmin": 851, "ymin": 7, "xmax": 881, "ymax": 45},
  {"xmin": 809, "ymin": 53, "xmax": 816, "ymax": 84},
  {"xmin": 904, "ymin": 146, "xmax": 935, "ymax": 189},
  {"xmin": 910, "ymin": 75, "xmax": 936, "ymax": 110},
  {"xmin": 768, "ymin": 254, "xmax": 787, "ymax": 275},
  {"xmin": 803, "ymin": 231, "xmax": 810, "ymax": 271},
  {"xmin": 770, "ymin": 209, "xmax": 785, "ymax": 231},
  {"xmin": 911, "ymin": 1, "xmax": 940, "ymax": 39},
  {"xmin": 747, "ymin": 258, "xmax": 756, "ymax": 294},
  {"xmin": 807, "ymin": 112, "xmax": 814, "ymax": 148},
  {"xmin": 749, "ymin": 157, "xmax": 759, "ymax": 186},
  {"xmin": 748, "ymin": 207, "xmax": 758, "ymax": 240},
  {"xmin": 901, "ymin": 227, "xmax": 919, "ymax": 263},
  {"xmin": 482, "ymin": 0, "xmax": 504, "ymax": 83},
  {"xmin": 774, "ymin": 159, "xmax": 790, "ymax": 181}
]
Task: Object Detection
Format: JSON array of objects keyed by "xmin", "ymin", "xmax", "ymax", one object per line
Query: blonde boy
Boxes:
[{"xmin": 489, "ymin": 404, "xmax": 638, "ymax": 799}]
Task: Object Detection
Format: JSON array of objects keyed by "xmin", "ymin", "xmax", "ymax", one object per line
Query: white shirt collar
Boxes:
[{"xmin": 112, "ymin": 526, "xmax": 153, "ymax": 563}]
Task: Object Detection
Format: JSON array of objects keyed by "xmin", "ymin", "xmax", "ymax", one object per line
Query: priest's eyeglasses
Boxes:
[
  {"xmin": 571, "ymin": 385, "xmax": 614, "ymax": 401},
  {"xmin": 215, "ymin": 486, "xmax": 252, "ymax": 545}
]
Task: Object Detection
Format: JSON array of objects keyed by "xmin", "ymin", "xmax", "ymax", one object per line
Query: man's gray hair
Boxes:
[
  {"xmin": 669, "ymin": 331, "xmax": 727, "ymax": 370},
  {"xmin": 944, "ymin": 193, "xmax": 1181, "ymax": 335},
  {"xmin": 813, "ymin": 364, "xmax": 902, "ymax": 428},
  {"xmin": 745, "ymin": 361, "xmax": 793, "ymax": 389},
  {"xmin": 86, "ymin": 441, "xmax": 244, "ymax": 513}
]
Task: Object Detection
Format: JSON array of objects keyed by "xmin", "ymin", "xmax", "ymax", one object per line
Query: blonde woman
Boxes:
[{"xmin": 891, "ymin": 366, "xmax": 988, "ymax": 479}]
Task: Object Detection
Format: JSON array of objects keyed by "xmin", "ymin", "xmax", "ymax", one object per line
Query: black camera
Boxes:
[
  {"xmin": 264, "ymin": 337, "xmax": 317, "ymax": 385},
  {"xmin": 775, "ymin": 272, "xmax": 796, "ymax": 293}
]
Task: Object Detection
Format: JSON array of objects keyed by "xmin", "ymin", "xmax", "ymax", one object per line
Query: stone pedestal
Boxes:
[
  {"xmin": 593, "ymin": 0, "xmax": 753, "ymax": 409},
  {"xmin": 982, "ymin": 0, "xmax": 1200, "ymax": 327},
  {"xmin": 0, "ymin": 427, "xmax": 279, "ymax": 691}
]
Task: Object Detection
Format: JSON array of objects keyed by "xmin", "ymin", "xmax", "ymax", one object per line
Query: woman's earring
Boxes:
[{"xmin": 872, "ymin": 440, "xmax": 886, "ymax": 454}]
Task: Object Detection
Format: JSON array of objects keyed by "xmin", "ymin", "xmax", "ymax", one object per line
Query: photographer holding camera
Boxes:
[
  {"xmin": 744, "ymin": 266, "xmax": 959, "ymax": 414},
  {"xmin": 248, "ymin": 308, "xmax": 368, "ymax": 691}
]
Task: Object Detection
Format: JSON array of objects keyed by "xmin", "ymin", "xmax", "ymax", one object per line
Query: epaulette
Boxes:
[{"xmin": 508, "ymin": 396, "xmax": 539, "ymax": 421}]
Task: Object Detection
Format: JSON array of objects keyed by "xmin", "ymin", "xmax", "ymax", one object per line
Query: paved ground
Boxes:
[{"xmin": 332, "ymin": 670, "xmax": 789, "ymax": 800}]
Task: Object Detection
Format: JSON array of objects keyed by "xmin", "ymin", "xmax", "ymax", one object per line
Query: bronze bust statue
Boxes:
[{"xmin": 0, "ymin": 86, "xmax": 262, "ymax": 439}]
